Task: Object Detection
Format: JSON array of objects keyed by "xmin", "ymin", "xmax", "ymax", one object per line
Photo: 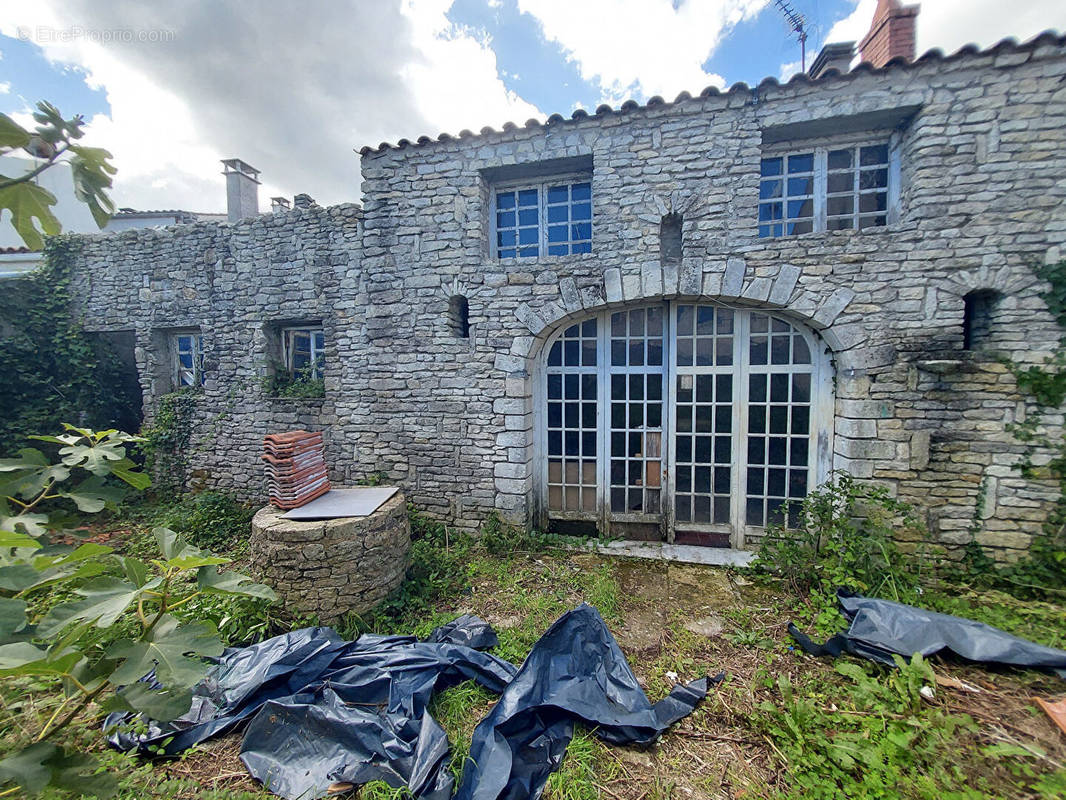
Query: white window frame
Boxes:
[
  {"xmin": 759, "ymin": 132, "xmax": 901, "ymax": 238},
  {"xmin": 282, "ymin": 326, "xmax": 326, "ymax": 380},
  {"xmin": 491, "ymin": 172, "xmax": 593, "ymax": 259},
  {"xmin": 533, "ymin": 302, "xmax": 835, "ymax": 549},
  {"xmin": 171, "ymin": 332, "xmax": 204, "ymax": 388}
]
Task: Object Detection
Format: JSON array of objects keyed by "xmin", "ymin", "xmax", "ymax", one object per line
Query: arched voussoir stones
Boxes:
[
  {"xmin": 942, "ymin": 264, "xmax": 1043, "ymax": 300},
  {"xmin": 502, "ymin": 258, "xmax": 866, "ymax": 373}
]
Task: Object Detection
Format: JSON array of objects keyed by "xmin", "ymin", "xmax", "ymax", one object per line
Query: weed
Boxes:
[{"xmin": 158, "ymin": 490, "xmax": 256, "ymax": 555}]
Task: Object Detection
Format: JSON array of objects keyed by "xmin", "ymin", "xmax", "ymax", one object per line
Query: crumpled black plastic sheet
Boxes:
[
  {"xmin": 454, "ymin": 603, "xmax": 714, "ymax": 800},
  {"xmin": 789, "ymin": 590, "xmax": 1066, "ymax": 678},
  {"xmin": 105, "ymin": 606, "xmax": 710, "ymax": 800}
]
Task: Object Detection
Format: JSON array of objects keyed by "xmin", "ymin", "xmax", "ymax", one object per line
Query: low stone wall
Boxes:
[{"xmin": 249, "ymin": 492, "xmax": 410, "ymax": 621}]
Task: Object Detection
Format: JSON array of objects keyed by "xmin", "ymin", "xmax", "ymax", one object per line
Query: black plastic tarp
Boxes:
[
  {"xmin": 105, "ymin": 605, "xmax": 710, "ymax": 800},
  {"xmin": 454, "ymin": 603, "xmax": 714, "ymax": 800},
  {"xmin": 789, "ymin": 589, "xmax": 1066, "ymax": 678}
]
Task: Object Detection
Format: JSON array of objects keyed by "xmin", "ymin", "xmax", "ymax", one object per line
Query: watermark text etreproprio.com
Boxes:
[{"xmin": 16, "ymin": 25, "xmax": 176, "ymax": 44}]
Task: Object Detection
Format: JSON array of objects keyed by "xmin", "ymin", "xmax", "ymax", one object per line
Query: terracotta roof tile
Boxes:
[{"xmin": 358, "ymin": 30, "xmax": 1066, "ymax": 158}]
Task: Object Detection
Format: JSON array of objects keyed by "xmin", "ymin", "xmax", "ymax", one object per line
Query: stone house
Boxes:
[{"xmin": 65, "ymin": 7, "xmax": 1066, "ymax": 559}]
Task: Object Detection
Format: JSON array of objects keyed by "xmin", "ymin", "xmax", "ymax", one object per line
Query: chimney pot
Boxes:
[
  {"xmin": 859, "ymin": 0, "xmax": 919, "ymax": 68},
  {"xmin": 271, "ymin": 196, "xmax": 291, "ymax": 213},
  {"xmin": 809, "ymin": 41, "xmax": 855, "ymax": 79},
  {"xmin": 221, "ymin": 158, "xmax": 261, "ymax": 222}
]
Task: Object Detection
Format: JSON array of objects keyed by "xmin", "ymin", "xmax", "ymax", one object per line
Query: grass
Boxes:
[{"xmin": 4, "ymin": 503, "xmax": 1066, "ymax": 799}]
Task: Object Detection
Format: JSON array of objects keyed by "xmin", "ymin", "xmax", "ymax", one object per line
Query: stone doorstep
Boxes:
[{"xmin": 576, "ymin": 540, "xmax": 755, "ymax": 567}]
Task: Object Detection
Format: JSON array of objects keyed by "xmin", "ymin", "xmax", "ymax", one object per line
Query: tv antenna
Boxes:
[{"xmin": 774, "ymin": 0, "xmax": 809, "ymax": 72}]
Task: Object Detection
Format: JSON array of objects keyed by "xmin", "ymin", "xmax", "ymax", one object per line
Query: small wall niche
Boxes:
[
  {"xmin": 962, "ymin": 289, "xmax": 1002, "ymax": 351},
  {"xmin": 449, "ymin": 295, "xmax": 470, "ymax": 338},
  {"xmin": 660, "ymin": 213, "xmax": 682, "ymax": 266}
]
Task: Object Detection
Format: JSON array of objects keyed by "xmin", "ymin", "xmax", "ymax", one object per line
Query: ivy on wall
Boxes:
[
  {"xmin": 994, "ymin": 258, "xmax": 1066, "ymax": 597},
  {"xmin": 0, "ymin": 236, "xmax": 141, "ymax": 454}
]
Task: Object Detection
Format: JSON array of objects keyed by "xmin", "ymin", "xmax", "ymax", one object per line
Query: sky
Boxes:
[{"xmin": 0, "ymin": 0, "xmax": 1063, "ymax": 214}]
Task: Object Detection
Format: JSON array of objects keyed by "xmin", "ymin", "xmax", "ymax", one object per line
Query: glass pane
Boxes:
[{"xmin": 787, "ymin": 153, "xmax": 814, "ymax": 173}]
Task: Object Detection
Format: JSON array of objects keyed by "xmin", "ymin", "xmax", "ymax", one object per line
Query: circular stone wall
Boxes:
[{"xmin": 249, "ymin": 492, "xmax": 410, "ymax": 621}]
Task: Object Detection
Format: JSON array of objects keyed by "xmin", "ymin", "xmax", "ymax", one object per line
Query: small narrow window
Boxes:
[
  {"xmin": 283, "ymin": 326, "xmax": 326, "ymax": 379},
  {"xmin": 660, "ymin": 213, "xmax": 682, "ymax": 266},
  {"xmin": 172, "ymin": 332, "xmax": 204, "ymax": 387},
  {"xmin": 963, "ymin": 289, "xmax": 1001, "ymax": 351},
  {"xmin": 449, "ymin": 295, "xmax": 470, "ymax": 338}
]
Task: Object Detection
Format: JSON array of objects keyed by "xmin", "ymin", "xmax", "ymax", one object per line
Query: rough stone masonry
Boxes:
[{"xmin": 66, "ymin": 33, "xmax": 1066, "ymax": 560}]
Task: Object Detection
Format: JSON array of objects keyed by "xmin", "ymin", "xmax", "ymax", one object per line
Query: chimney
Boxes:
[
  {"xmin": 221, "ymin": 158, "xmax": 261, "ymax": 222},
  {"xmin": 270, "ymin": 196, "xmax": 291, "ymax": 214},
  {"xmin": 809, "ymin": 41, "xmax": 855, "ymax": 79},
  {"xmin": 859, "ymin": 0, "xmax": 919, "ymax": 68}
]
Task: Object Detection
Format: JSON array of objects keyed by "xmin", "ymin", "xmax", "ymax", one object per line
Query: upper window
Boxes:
[
  {"xmin": 172, "ymin": 332, "xmax": 204, "ymax": 387},
  {"xmin": 759, "ymin": 142, "xmax": 891, "ymax": 238},
  {"xmin": 494, "ymin": 179, "xmax": 592, "ymax": 258},
  {"xmin": 283, "ymin": 327, "xmax": 325, "ymax": 380}
]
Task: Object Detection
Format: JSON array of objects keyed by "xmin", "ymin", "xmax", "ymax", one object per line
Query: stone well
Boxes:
[{"xmin": 249, "ymin": 492, "xmax": 410, "ymax": 621}]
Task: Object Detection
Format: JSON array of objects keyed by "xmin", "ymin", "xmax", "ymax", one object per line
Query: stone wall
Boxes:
[
  {"xmin": 249, "ymin": 492, "xmax": 410, "ymax": 620},
  {"xmin": 67, "ymin": 34, "xmax": 1066, "ymax": 558}
]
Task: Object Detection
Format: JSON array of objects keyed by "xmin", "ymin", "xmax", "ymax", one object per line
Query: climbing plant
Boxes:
[
  {"xmin": 138, "ymin": 389, "xmax": 200, "ymax": 494},
  {"xmin": 996, "ymin": 258, "xmax": 1066, "ymax": 597},
  {"xmin": 0, "ymin": 237, "xmax": 141, "ymax": 454}
]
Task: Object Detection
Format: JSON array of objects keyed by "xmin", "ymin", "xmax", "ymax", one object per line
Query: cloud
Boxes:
[
  {"xmin": 517, "ymin": 0, "xmax": 768, "ymax": 103},
  {"xmin": 0, "ymin": 82, "xmax": 9, "ymax": 94},
  {"xmin": 0, "ymin": 0, "xmax": 541, "ymax": 211},
  {"xmin": 825, "ymin": 0, "xmax": 1066, "ymax": 57}
]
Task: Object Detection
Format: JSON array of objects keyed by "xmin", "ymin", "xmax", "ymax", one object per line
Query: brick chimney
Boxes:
[{"xmin": 859, "ymin": 0, "xmax": 919, "ymax": 68}]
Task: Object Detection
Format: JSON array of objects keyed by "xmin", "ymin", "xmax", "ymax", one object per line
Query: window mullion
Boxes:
[{"xmin": 814, "ymin": 149, "xmax": 827, "ymax": 233}]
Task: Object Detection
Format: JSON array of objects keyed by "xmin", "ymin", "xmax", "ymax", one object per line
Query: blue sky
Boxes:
[{"xmin": 1, "ymin": 0, "xmax": 1063, "ymax": 212}]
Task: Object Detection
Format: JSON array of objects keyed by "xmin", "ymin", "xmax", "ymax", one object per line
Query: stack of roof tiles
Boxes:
[{"xmin": 263, "ymin": 431, "xmax": 330, "ymax": 509}]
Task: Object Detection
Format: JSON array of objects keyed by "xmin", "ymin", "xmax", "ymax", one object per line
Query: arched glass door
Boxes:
[{"xmin": 540, "ymin": 301, "xmax": 831, "ymax": 548}]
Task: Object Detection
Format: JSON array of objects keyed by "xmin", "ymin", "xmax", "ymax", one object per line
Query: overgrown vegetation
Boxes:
[
  {"xmin": 0, "ymin": 425, "xmax": 275, "ymax": 798},
  {"xmin": 0, "ymin": 238, "xmax": 141, "ymax": 454},
  {"xmin": 156, "ymin": 491, "xmax": 256, "ymax": 555},
  {"xmin": 752, "ymin": 471, "xmax": 926, "ymax": 632},
  {"xmin": 262, "ymin": 362, "xmax": 325, "ymax": 399},
  {"xmin": 137, "ymin": 389, "xmax": 200, "ymax": 494}
]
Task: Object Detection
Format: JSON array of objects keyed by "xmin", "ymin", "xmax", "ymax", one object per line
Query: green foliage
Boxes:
[
  {"xmin": 0, "ymin": 425, "xmax": 276, "ymax": 798},
  {"xmin": 0, "ymin": 101, "xmax": 116, "ymax": 249},
  {"xmin": 983, "ymin": 258, "xmax": 1066, "ymax": 599},
  {"xmin": 263, "ymin": 361, "xmax": 325, "ymax": 398},
  {"xmin": 758, "ymin": 658, "xmax": 992, "ymax": 800},
  {"xmin": 138, "ymin": 390, "xmax": 200, "ymax": 495},
  {"xmin": 156, "ymin": 491, "xmax": 255, "ymax": 555},
  {"xmin": 0, "ymin": 238, "xmax": 141, "ymax": 454},
  {"xmin": 751, "ymin": 471, "xmax": 925, "ymax": 632}
]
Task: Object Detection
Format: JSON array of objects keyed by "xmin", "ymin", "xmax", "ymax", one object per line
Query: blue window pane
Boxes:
[
  {"xmin": 518, "ymin": 246, "xmax": 538, "ymax": 257},
  {"xmin": 547, "ymin": 185, "xmax": 569, "ymax": 203},
  {"xmin": 179, "ymin": 353, "xmax": 193, "ymax": 368},
  {"xmin": 571, "ymin": 182, "xmax": 591, "ymax": 201},
  {"xmin": 518, "ymin": 189, "xmax": 538, "ymax": 205},
  {"xmin": 760, "ymin": 158, "xmax": 782, "ymax": 177},
  {"xmin": 314, "ymin": 332, "xmax": 324, "ymax": 349},
  {"xmin": 572, "ymin": 241, "xmax": 591, "ymax": 254},
  {"xmin": 496, "ymin": 210, "xmax": 515, "ymax": 227},
  {"xmin": 177, "ymin": 335, "xmax": 192, "ymax": 350},
  {"xmin": 788, "ymin": 199, "xmax": 813, "ymax": 218},
  {"xmin": 497, "ymin": 230, "xmax": 515, "ymax": 247},
  {"xmin": 787, "ymin": 176, "xmax": 813, "ymax": 196},
  {"xmin": 499, "ymin": 248, "xmax": 516, "ymax": 258},
  {"xmin": 572, "ymin": 222, "xmax": 591, "ymax": 241},
  {"xmin": 759, "ymin": 180, "xmax": 781, "ymax": 200},
  {"xmin": 548, "ymin": 243, "xmax": 568, "ymax": 255},
  {"xmin": 788, "ymin": 153, "xmax": 814, "ymax": 173},
  {"xmin": 572, "ymin": 202, "xmax": 591, "ymax": 220},
  {"xmin": 518, "ymin": 208, "xmax": 538, "ymax": 226},
  {"xmin": 548, "ymin": 224, "xmax": 567, "ymax": 243},
  {"xmin": 519, "ymin": 227, "xmax": 538, "ymax": 245},
  {"xmin": 547, "ymin": 205, "xmax": 568, "ymax": 223},
  {"xmin": 294, "ymin": 352, "xmax": 311, "ymax": 368},
  {"xmin": 496, "ymin": 192, "xmax": 515, "ymax": 209}
]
